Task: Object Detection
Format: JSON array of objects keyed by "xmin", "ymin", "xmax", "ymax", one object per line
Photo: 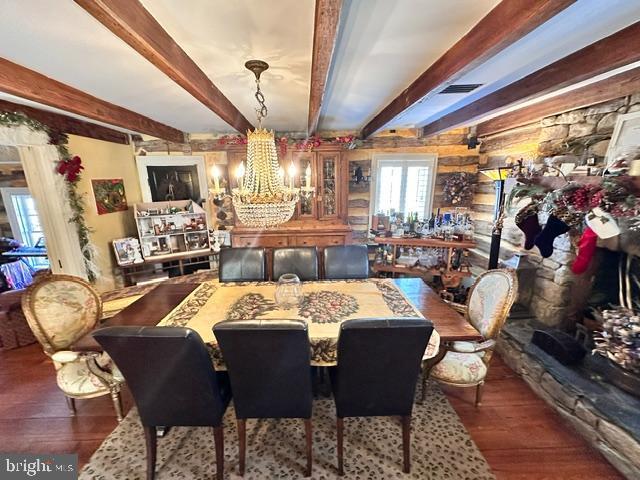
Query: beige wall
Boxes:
[{"xmin": 67, "ymin": 135, "xmax": 141, "ymax": 292}]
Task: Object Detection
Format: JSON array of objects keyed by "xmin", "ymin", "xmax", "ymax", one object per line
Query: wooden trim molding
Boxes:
[
  {"xmin": 0, "ymin": 99, "xmax": 129, "ymax": 144},
  {"xmin": 0, "ymin": 57, "xmax": 185, "ymax": 143},
  {"xmin": 308, "ymin": 0, "xmax": 343, "ymax": 135},
  {"xmin": 75, "ymin": 0, "xmax": 254, "ymax": 134},
  {"xmin": 476, "ymin": 66, "xmax": 640, "ymax": 136},
  {"xmin": 360, "ymin": 0, "xmax": 576, "ymax": 138},
  {"xmin": 422, "ymin": 21, "xmax": 640, "ymax": 137}
]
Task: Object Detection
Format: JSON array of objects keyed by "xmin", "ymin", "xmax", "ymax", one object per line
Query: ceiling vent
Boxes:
[{"xmin": 439, "ymin": 84, "xmax": 482, "ymax": 94}]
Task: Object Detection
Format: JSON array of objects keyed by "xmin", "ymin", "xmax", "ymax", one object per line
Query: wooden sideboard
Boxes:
[
  {"xmin": 231, "ymin": 223, "xmax": 352, "ymax": 248},
  {"xmin": 228, "ymin": 145, "xmax": 353, "ymax": 248}
]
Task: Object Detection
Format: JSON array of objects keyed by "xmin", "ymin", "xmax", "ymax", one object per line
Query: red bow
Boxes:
[{"xmin": 57, "ymin": 155, "xmax": 84, "ymax": 183}]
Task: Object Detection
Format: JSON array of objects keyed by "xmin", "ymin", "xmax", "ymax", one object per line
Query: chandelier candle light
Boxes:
[{"xmin": 209, "ymin": 60, "xmax": 315, "ymax": 228}]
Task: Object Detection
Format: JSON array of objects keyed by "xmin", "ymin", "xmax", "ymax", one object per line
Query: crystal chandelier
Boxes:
[{"xmin": 209, "ymin": 60, "xmax": 314, "ymax": 228}]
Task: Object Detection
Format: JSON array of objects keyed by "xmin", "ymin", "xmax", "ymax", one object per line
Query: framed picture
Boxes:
[
  {"xmin": 135, "ymin": 156, "xmax": 208, "ymax": 203},
  {"xmin": 605, "ymin": 111, "xmax": 640, "ymax": 170},
  {"xmin": 112, "ymin": 237, "xmax": 143, "ymax": 266},
  {"xmin": 92, "ymin": 178, "xmax": 128, "ymax": 215}
]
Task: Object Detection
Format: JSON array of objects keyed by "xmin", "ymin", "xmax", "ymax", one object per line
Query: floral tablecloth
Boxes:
[{"xmin": 157, "ymin": 278, "xmax": 440, "ymax": 366}]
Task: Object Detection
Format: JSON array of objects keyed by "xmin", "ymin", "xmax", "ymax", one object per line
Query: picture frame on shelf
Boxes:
[{"xmin": 112, "ymin": 237, "xmax": 143, "ymax": 266}]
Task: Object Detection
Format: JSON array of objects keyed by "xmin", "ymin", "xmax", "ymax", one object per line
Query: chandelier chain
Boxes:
[{"xmin": 255, "ymin": 78, "xmax": 268, "ymax": 126}]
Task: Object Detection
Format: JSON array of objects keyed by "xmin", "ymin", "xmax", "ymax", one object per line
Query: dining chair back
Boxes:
[
  {"xmin": 428, "ymin": 269, "xmax": 518, "ymax": 407},
  {"xmin": 323, "ymin": 245, "xmax": 369, "ymax": 279},
  {"xmin": 93, "ymin": 326, "xmax": 230, "ymax": 480},
  {"xmin": 22, "ymin": 273, "xmax": 124, "ymax": 421},
  {"xmin": 331, "ymin": 317, "xmax": 433, "ymax": 474},
  {"xmin": 213, "ymin": 319, "xmax": 313, "ymax": 476},
  {"xmin": 272, "ymin": 247, "xmax": 319, "ymax": 281},
  {"xmin": 219, "ymin": 247, "xmax": 266, "ymax": 282}
]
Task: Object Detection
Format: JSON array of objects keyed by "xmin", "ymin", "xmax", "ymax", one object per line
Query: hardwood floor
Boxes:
[{"xmin": 0, "ymin": 345, "xmax": 622, "ymax": 479}]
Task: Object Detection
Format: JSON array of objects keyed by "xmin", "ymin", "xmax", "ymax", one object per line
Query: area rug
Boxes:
[{"xmin": 80, "ymin": 382, "xmax": 495, "ymax": 480}]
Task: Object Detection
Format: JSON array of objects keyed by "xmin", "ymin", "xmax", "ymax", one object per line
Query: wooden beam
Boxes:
[
  {"xmin": 308, "ymin": 0, "xmax": 343, "ymax": 135},
  {"xmin": 360, "ymin": 0, "xmax": 576, "ymax": 138},
  {"xmin": 74, "ymin": 0, "xmax": 254, "ymax": 134},
  {"xmin": 0, "ymin": 57, "xmax": 185, "ymax": 143},
  {"xmin": 0, "ymin": 99, "xmax": 130, "ymax": 144},
  {"xmin": 477, "ymin": 67, "xmax": 640, "ymax": 136},
  {"xmin": 422, "ymin": 22, "xmax": 640, "ymax": 138}
]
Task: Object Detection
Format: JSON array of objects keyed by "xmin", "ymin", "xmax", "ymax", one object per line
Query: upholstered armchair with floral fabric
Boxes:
[
  {"xmin": 429, "ymin": 269, "xmax": 518, "ymax": 406},
  {"xmin": 21, "ymin": 274, "xmax": 124, "ymax": 421}
]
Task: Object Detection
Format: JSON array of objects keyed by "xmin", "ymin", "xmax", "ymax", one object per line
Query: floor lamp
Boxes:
[{"xmin": 480, "ymin": 167, "xmax": 512, "ymax": 270}]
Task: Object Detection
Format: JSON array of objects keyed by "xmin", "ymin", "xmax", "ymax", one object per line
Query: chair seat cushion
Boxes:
[
  {"xmin": 56, "ymin": 360, "xmax": 110, "ymax": 397},
  {"xmin": 432, "ymin": 351, "xmax": 487, "ymax": 385},
  {"xmin": 450, "ymin": 341, "xmax": 487, "ymax": 357}
]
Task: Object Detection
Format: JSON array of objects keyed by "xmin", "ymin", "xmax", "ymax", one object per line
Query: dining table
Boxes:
[{"xmin": 73, "ymin": 277, "xmax": 482, "ymax": 391}]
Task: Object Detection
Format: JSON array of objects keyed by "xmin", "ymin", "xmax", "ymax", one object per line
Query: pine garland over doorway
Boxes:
[{"xmin": 0, "ymin": 111, "xmax": 97, "ymax": 282}]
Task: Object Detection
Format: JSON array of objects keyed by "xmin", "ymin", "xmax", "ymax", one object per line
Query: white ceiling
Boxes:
[
  {"xmin": 396, "ymin": 0, "xmax": 640, "ymax": 128},
  {"xmin": 319, "ymin": 0, "xmax": 501, "ymax": 131},
  {"xmin": 139, "ymin": 0, "xmax": 315, "ymax": 132},
  {"xmin": 0, "ymin": 0, "xmax": 638, "ymax": 136}
]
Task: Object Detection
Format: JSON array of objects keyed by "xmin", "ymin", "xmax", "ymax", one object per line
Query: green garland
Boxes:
[{"xmin": 0, "ymin": 111, "xmax": 96, "ymax": 282}]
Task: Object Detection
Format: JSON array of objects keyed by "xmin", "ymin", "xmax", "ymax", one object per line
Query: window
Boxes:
[
  {"xmin": 0, "ymin": 188, "xmax": 49, "ymax": 269},
  {"xmin": 373, "ymin": 155, "xmax": 437, "ymax": 219}
]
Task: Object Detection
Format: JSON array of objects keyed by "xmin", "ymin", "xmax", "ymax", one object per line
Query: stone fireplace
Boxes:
[{"xmin": 472, "ymin": 94, "xmax": 640, "ymax": 479}]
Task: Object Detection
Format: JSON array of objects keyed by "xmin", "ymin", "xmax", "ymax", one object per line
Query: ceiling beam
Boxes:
[
  {"xmin": 422, "ymin": 21, "xmax": 640, "ymax": 138},
  {"xmin": 0, "ymin": 99, "xmax": 130, "ymax": 144},
  {"xmin": 74, "ymin": 0, "xmax": 254, "ymax": 134},
  {"xmin": 0, "ymin": 57, "xmax": 185, "ymax": 143},
  {"xmin": 360, "ymin": 0, "xmax": 576, "ymax": 138},
  {"xmin": 477, "ymin": 66, "xmax": 640, "ymax": 136},
  {"xmin": 308, "ymin": 0, "xmax": 343, "ymax": 135}
]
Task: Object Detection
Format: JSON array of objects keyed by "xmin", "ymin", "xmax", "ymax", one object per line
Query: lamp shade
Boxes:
[{"xmin": 480, "ymin": 166, "xmax": 512, "ymax": 181}]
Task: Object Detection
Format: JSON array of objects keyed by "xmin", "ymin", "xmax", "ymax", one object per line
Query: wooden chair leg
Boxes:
[
  {"xmin": 111, "ymin": 389, "xmax": 124, "ymax": 422},
  {"xmin": 401, "ymin": 416, "xmax": 411, "ymax": 473},
  {"xmin": 420, "ymin": 363, "xmax": 427, "ymax": 404},
  {"xmin": 475, "ymin": 382, "xmax": 484, "ymax": 407},
  {"xmin": 336, "ymin": 417, "xmax": 344, "ymax": 476},
  {"xmin": 304, "ymin": 419, "xmax": 312, "ymax": 477},
  {"xmin": 213, "ymin": 425, "xmax": 224, "ymax": 480},
  {"xmin": 143, "ymin": 425, "xmax": 157, "ymax": 480},
  {"xmin": 237, "ymin": 419, "xmax": 246, "ymax": 476},
  {"xmin": 65, "ymin": 396, "xmax": 76, "ymax": 415}
]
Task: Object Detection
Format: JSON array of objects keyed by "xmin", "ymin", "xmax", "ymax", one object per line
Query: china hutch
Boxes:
[{"xmin": 227, "ymin": 145, "xmax": 352, "ymax": 247}]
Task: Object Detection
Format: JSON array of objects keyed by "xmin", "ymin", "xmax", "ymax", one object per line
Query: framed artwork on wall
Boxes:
[
  {"xmin": 135, "ymin": 155, "xmax": 208, "ymax": 203},
  {"xmin": 92, "ymin": 178, "xmax": 128, "ymax": 215},
  {"xmin": 605, "ymin": 111, "xmax": 640, "ymax": 171}
]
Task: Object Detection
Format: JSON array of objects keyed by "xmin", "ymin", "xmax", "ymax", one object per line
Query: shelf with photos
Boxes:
[{"xmin": 134, "ymin": 200, "xmax": 211, "ymax": 260}]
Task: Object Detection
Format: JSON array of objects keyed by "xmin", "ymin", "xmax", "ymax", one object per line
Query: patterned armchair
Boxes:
[
  {"xmin": 21, "ymin": 274, "xmax": 124, "ymax": 421},
  {"xmin": 430, "ymin": 269, "xmax": 518, "ymax": 406}
]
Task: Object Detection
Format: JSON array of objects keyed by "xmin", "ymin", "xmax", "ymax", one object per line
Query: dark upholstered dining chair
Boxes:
[
  {"xmin": 323, "ymin": 245, "xmax": 369, "ymax": 279},
  {"xmin": 272, "ymin": 247, "xmax": 319, "ymax": 281},
  {"xmin": 330, "ymin": 318, "xmax": 433, "ymax": 475},
  {"xmin": 213, "ymin": 319, "xmax": 313, "ymax": 477},
  {"xmin": 219, "ymin": 247, "xmax": 266, "ymax": 282},
  {"xmin": 93, "ymin": 326, "xmax": 231, "ymax": 480}
]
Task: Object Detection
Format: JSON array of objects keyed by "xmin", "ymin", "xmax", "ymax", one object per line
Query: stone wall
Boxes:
[{"xmin": 472, "ymin": 93, "xmax": 640, "ymax": 327}]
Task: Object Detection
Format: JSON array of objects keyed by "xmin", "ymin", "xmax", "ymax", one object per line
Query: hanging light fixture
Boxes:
[{"xmin": 209, "ymin": 60, "xmax": 315, "ymax": 228}]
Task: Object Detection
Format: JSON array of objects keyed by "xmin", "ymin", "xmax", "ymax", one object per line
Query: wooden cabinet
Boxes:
[{"xmin": 229, "ymin": 145, "xmax": 352, "ymax": 248}]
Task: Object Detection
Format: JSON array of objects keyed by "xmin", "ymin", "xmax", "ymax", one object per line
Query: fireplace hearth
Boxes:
[{"xmin": 497, "ymin": 317, "xmax": 640, "ymax": 479}]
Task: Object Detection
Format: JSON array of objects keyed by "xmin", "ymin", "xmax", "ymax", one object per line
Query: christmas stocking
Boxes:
[
  {"xmin": 534, "ymin": 215, "xmax": 570, "ymax": 258},
  {"xmin": 571, "ymin": 227, "xmax": 598, "ymax": 274},
  {"xmin": 515, "ymin": 203, "xmax": 542, "ymax": 250}
]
